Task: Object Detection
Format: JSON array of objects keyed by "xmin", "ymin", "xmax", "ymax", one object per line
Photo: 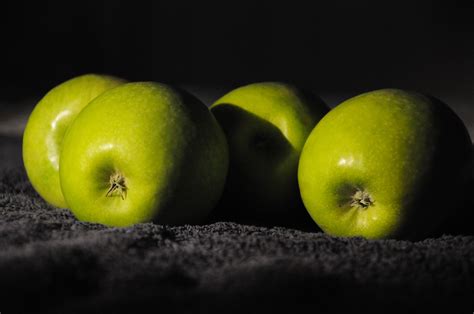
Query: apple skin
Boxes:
[
  {"xmin": 298, "ymin": 89, "xmax": 472, "ymax": 240},
  {"xmin": 59, "ymin": 82, "xmax": 228, "ymax": 227},
  {"xmin": 23, "ymin": 74, "xmax": 126, "ymax": 208},
  {"xmin": 210, "ymin": 82, "xmax": 329, "ymax": 228}
]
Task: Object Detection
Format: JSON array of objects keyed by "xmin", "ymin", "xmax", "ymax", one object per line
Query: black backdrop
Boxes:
[{"xmin": 2, "ymin": 0, "xmax": 474, "ymax": 101}]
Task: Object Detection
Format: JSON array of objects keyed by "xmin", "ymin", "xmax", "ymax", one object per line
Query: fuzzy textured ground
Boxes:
[{"xmin": 0, "ymin": 138, "xmax": 473, "ymax": 313}]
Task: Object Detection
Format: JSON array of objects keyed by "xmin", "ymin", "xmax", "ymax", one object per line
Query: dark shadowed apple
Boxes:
[{"xmin": 210, "ymin": 82, "xmax": 329, "ymax": 229}]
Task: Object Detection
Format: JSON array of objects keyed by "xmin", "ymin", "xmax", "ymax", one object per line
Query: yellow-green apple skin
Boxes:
[
  {"xmin": 59, "ymin": 82, "xmax": 228, "ymax": 227},
  {"xmin": 23, "ymin": 74, "xmax": 125, "ymax": 208},
  {"xmin": 298, "ymin": 89, "xmax": 472, "ymax": 239},
  {"xmin": 210, "ymin": 82, "xmax": 329, "ymax": 227}
]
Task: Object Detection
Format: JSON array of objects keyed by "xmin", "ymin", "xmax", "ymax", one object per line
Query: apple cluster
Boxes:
[{"xmin": 22, "ymin": 74, "xmax": 473, "ymax": 240}]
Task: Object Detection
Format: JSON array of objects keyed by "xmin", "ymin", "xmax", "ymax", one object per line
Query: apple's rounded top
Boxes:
[
  {"xmin": 47, "ymin": 73, "xmax": 126, "ymax": 94},
  {"xmin": 25, "ymin": 73, "xmax": 127, "ymax": 140},
  {"xmin": 211, "ymin": 81, "xmax": 329, "ymax": 151},
  {"xmin": 320, "ymin": 88, "xmax": 472, "ymax": 164},
  {"xmin": 84, "ymin": 81, "xmax": 208, "ymax": 113},
  {"xmin": 211, "ymin": 81, "xmax": 325, "ymax": 113},
  {"xmin": 70, "ymin": 73, "xmax": 126, "ymax": 82},
  {"xmin": 31, "ymin": 74, "xmax": 127, "ymax": 114},
  {"xmin": 331, "ymin": 88, "xmax": 470, "ymax": 139},
  {"xmin": 212, "ymin": 82, "xmax": 305, "ymax": 99},
  {"xmin": 343, "ymin": 88, "xmax": 425, "ymax": 106}
]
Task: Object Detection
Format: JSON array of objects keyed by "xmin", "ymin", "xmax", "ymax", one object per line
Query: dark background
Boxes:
[
  {"xmin": 2, "ymin": 0, "xmax": 474, "ymax": 97},
  {"xmin": 1, "ymin": 0, "xmax": 474, "ymax": 137}
]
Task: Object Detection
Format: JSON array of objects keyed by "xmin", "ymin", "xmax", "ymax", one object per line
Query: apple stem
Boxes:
[
  {"xmin": 350, "ymin": 189, "xmax": 373, "ymax": 209},
  {"xmin": 106, "ymin": 172, "xmax": 127, "ymax": 200}
]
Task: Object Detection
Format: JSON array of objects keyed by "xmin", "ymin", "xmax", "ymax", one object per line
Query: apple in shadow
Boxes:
[{"xmin": 210, "ymin": 82, "xmax": 329, "ymax": 230}]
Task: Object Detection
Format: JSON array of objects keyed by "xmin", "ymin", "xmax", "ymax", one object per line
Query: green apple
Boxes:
[
  {"xmin": 59, "ymin": 82, "xmax": 228, "ymax": 227},
  {"xmin": 210, "ymin": 82, "xmax": 329, "ymax": 227},
  {"xmin": 298, "ymin": 89, "xmax": 472, "ymax": 239},
  {"xmin": 23, "ymin": 74, "xmax": 125, "ymax": 208}
]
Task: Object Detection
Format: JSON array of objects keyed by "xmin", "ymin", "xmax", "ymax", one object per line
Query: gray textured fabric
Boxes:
[{"xmin": 0, "ymin": 139, "xmax": 473, "ymax": 313}]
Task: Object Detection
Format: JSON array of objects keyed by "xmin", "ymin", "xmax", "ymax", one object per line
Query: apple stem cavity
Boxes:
[
  {"xmin": 106, "ymin": 172, "xmax": 127, "ymax": 200},
  {"xmin": 350, "ymin": 189, "xmax": 373, "ymax": 209}
]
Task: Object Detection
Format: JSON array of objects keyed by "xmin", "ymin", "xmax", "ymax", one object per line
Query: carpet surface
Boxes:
[{"xmin": 0, "ymin": 139, "xmax": 473, "ymax": 313}]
